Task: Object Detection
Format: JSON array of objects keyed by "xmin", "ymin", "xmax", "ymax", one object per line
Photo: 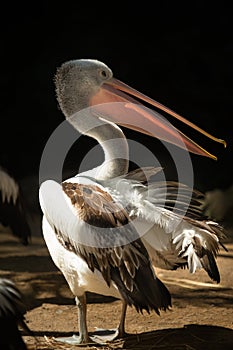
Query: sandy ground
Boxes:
[{"xmin": 0, "ymin": 225, "xmax": 233, "ymax": 350}]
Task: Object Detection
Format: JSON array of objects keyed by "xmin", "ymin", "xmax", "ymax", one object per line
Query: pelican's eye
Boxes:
[{"xmin": 99, "ymin": 69, "xmax": 108, "ymax": 79}]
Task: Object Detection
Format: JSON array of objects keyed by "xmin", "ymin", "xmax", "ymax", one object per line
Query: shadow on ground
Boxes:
[
  {"xmin": 23, "ymin": 324, "xmax": 233, "ymax": 350},
  {"xmin": 121, "ymin": 324, "xmax": 233, "ymax": 350}
]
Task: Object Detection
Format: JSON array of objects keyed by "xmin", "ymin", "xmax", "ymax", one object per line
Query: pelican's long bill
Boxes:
[{"xmin": 90, "ymin": 77, "xmax": 226, "ymax": 160}]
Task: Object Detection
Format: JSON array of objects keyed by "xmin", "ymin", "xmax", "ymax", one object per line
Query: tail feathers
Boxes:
[
  {"xmin": 199, "ymin": 250, "xmax": 220, "ymax": 283},
  {"xmin": 111, "ymin": 263, "xmax": 171, "ymax": 315},
  {"xmin": 174, "ymin": 227, "xmax": 222, "ymax": 283},
  {"xmin": 192, "ymin": 234, "xmax": 220, "ymax": 282}
]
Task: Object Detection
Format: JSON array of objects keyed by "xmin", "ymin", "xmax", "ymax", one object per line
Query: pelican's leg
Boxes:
[
  {"xmin": 75, "ymin": 294, "xmax": 92, "ymax": 343},
  {"xmin": 54, "ymin": 293, "xmax": 93, "ymax": 345},
  {"xmin": 117, "ymin": 300, "xmax": 128, "ymax": 338},
  {"xmin": 90, "ymin": 300, "xmax": 129, "ymax": 343}
]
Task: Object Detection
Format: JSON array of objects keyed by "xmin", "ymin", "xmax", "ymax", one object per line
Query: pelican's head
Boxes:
[
  {"xmin": 54, "ymin": 59, "xmax": 226, "ymax": 160},
  {"xmin": 55, "ymin": 59, "xmax": 113, "ymax": 116}
]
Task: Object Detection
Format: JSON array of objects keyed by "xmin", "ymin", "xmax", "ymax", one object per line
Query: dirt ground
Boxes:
[{"xmin": 0, "ymin": 224, "xmax": 233, "ymax": 350}]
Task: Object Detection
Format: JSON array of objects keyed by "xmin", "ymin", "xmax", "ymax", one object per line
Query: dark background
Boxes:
[{"xmin": 1, "ymin": 2, "xmax": 232, "ymax": 193}]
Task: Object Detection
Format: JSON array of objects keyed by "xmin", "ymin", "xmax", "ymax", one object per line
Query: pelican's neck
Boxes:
[{"xmin": 68, "ymin": 112, "xmax": 129, "ymax": 180}]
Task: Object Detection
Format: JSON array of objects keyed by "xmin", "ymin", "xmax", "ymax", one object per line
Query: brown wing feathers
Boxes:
[{"xmin": 62, "ymin": 182, "xmax": 129, "ymax": 227}]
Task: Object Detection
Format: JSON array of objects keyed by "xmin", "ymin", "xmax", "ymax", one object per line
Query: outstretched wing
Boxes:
[{"xmin": 102, "ymin": 167, "xmax": 226, "ymax": 282}]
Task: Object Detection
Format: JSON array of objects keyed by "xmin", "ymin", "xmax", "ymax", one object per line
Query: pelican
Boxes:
[
  {"xmin": 0, "ymin": 167, "xmax": 31, "ymax": 245},
  {"xmin": 39, "ymin": 59, "xmax": 226, "ymax": 345}
]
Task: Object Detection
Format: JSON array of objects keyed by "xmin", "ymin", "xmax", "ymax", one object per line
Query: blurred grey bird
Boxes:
[
  {"xmin": 0, "ymin": 167, "xmax": 31, "ymax": 245},
  {"xmin": 0, "ymin": 278, "xmax": 33, "ymax": 349}
]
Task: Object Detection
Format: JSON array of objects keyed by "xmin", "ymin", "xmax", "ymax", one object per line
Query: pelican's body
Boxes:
[
  {"xmin": 39, "ymin": 59, "xmax": 226, "ymax": 345},
  {"xmin": 42, "ymin": 213, "xmax": 120, "ymax": 300}
]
